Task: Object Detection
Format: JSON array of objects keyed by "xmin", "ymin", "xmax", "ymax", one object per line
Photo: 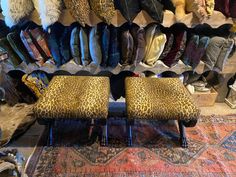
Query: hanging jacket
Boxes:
[
  {"xmin": 29, "ymin": 28, "xmax": 53, "ymax": 63},
  {"xmin": 130, "ymin": 25, "xmax": 146, "ymax": 65},
  {"xmin": 1, "ymin": 0, "xmax": 34, "ymax": 27},
  {"xmin": 20, "ymin": 30, "xmax": 46, "ymax": 66},
  {"xmin": 158, "ymin": 0, "xmax": 175, "ymax": 13},
  {"xmin": 64, "ymin": 0, "xmax": 90, "ymax": 27},
  {"xmin": 46, "ymin": 22, "xmax": 65, "ymax": 66},
  {"xmin": 114, "ymin": 0, "xmax": 141, "ymax": 23},
  {"xmin": 215, "ymin": 0, "xmax": 230, "ymax": 17},
  {"xmin": 100, "ymin": 24, "xmax": 110, "ymax": 67},
  {"xmin": 139, "ymin": 0, "xmax": 164, "ymax": 23},
  {"xmin": 89, "ymin": 25, "xmax": 102, "ymax": 65},
  {"xmin": 70, "ymin": 26, "xmax": 82, "ymax": 65},
  {"xmin": 120, "ymin": 28, "xmax": 134, "ymax": 66},
  {"xmin": 80, "ymin": 26, "xmax": 92, "ymax": 66},
  {"xmin": 159, "ymin": 32, "xmax": 174, "ymax": 61},
  {"xmin": 59, "ymin": 25, "xmax": 75, "ymax": 65},
  {"xmin": 144, "ymin": 25, "xmax": 167, "ymax": 66},
  {"xmin": 108, "ymin": 25, "xmax": 120, "ymax": 68},
  {"xmin": 37, "ymin": 0, "xmax": 63, "ymax": 30},
  {"xmin": 7, "ymin": 31, "xmax": 34, "ymax": 64},
  {"xmin": 89, "ymin": 0, "xmax": 116, "ymax": 24}
]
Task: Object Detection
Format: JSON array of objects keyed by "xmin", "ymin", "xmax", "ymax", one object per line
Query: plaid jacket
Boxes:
[
  {"xmin": 20, "ymin": 30, "xmax": 45, "ymax": 66},
  {"xmin": 29, "ymin": 28, "xmax": 52, "ymax": 60}
]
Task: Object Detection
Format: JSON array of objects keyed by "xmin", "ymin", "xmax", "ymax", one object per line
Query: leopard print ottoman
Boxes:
[
  {"xmin": 33, "ymin": 76, "xmax": 110, "ymax": 146},
  {"xmin": 125, "ymin": 77, "xmax": 200, "ymax": 148},
  {"xmin": 34, "ymin": 76, "xmax": 110, "ymax": 120},
  {"xmin": 125, "ymin": 77, "xmax": 200, "ymax": 121}
]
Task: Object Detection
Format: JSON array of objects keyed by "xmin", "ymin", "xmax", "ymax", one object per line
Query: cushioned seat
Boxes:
[
  {"xmin": 125, "ymin": 77, "xmax": 200, "ymax": 148},
  {"xmin": 125, "ymin": 77, "xmax": 200, "ymax": 121},
  {"xmin": 33, "ymin": 76, "xmax": 110, "ymax": 146},
  {"xmin": 34, "ymin": 76, "xmax": 110, "ymax": 120}
]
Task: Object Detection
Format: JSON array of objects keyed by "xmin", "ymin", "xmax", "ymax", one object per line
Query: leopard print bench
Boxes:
[
  {"xmin": 33, "ymin": 76, "xmax": 110, "ymax": 146},
  {"xmin": 125, "ymin": 77, "xmax": 200, "ymax": 148}
]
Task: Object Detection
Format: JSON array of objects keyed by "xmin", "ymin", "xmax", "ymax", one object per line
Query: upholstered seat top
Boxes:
[
  {"xmin": 34, "ymin": 76, "xmax": 110, "ymax": 120},
  {"xmin": 125, "ymin": 77, "xmax": 200, "ymax": 120}
]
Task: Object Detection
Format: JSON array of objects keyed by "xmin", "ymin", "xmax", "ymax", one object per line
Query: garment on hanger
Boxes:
[
  {"xmin": 38, "ymin": 0, "xmax": 63, "ymax": 30},
  {"xmin": 59, "ymin": 25, "xmax": 75, "ymax": 65},
  {"xmin": 89, "ymin": 25, "xmax": 102, "ymax": 65},
  {"xmin": 139, "ymin": 0, "xmax": 164, "ymax": 23},
  {"xmin": 159, "ymin": 33, "xmax": 174, "ymax": 61},
  {"xmin": 203, "ymin": 36, "xmax": 225, "ymax": 70},
  {"xmin": 144, "ymin": 26, "xmax": 167, "ymax": 66},
  {"xmin": 130, "ymin": 25, "xmax": 146, "ymax": 65},
  {"xmin": 70, "ymin": 26, "xmax": 81, "ymax": 65},
  {"xmin": 80, "ymin": 26, "xmax": 92, "ymax": 66},
  {"xmin": 120, "ymin": 28, "xmax": 134, "ymax": 66},
  {"xmin": 89, "ymin": 0, "xmax": 116, "ymax": 24},
  {"xmin": 114, "ymin": 0, "xmax": 141, "ymax": 23},
  {"xmin": 100, "ymin": 24, "xmax": 110, "ymax": 67},
  {"xmin": 64, "ymin": 0, "xmax": 90, "ymax": 27},
  {"xmin": 214, "ymin": 38, "xmax": 234, "ymax": 71},
  {"xmin": 7, "ymin": 31, "xmax": 34, "ymax": 64},
  {"xmin": 1, "ymin": 0, "xmax": 34, "ymax": 27},
  {"xmin": 108, "ymin": 25, "xmax": 120, "ymax": 68},
  {"xmin": 46, "ymin": 22, "xmax": 64, "ymax": 66}
]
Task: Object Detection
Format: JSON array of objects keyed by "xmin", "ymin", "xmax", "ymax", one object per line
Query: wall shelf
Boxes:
[
  {"xmin": 1, "ymin": 56, "xmax": 235, "ymax": 75},
  {"xmin": 28, "ymin": 9, "xmax": 235, "ymax": 28},
  {"xmin": 1, "ymin": 9, "xmax": 234, "ymax": 28}
]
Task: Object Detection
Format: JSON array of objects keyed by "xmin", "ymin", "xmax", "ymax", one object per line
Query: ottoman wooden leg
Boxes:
[
  {"xmin": 89, "ymin": 119, "xmax": 95, "ymax": 140},
  {"xmin": 100, "ymin": 119, "xmax": 108, "ymax": 146},
  {"xmin": 127, "ymin": 120, "xmax": 134, "ymax": 147},
  {"xmin": 178, "ymin": 120, "xmax": 188, "ymax": 148},
  {"xmin": 47, "ymin": 121, "xmax": 54, "ymax": 146}
]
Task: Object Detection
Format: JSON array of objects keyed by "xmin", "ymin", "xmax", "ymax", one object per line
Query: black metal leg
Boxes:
[
  {"xmin": 178, "ymin": 120, "xmax": 188, "ymax": 148},
  {"xmin": 127, "ymin": 120, "xmax": 133, "ymax": 147},
  {"xmin": 48, "ymin": 121, "xmax": 54, "ymax": 146}
]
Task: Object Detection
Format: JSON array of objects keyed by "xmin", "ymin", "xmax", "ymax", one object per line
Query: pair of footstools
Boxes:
[{"xmin": 33, "ymin": 76, "xmax": 200, "ymax": 148}]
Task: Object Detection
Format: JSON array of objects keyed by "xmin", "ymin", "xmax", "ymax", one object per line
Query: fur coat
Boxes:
[
  {"xmin": 1, "ymin": 0, "xmax": 34, "ymax": 27},
  {"xmin": 1, "ymin": 0, "xmax": 62, "ymax": 29}
]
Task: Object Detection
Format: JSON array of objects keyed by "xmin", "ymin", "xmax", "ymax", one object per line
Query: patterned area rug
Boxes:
[{"xmin": 26, "ymin": 115, "xmax": 236, "ymax": 177}]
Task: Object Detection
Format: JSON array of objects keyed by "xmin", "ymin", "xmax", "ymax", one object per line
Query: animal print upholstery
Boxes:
[
  {"xmin": 34, "ymin": 76, "xmax": 110, "ymax": 120},
  {"xmin": 125, "ymin": 77, "xmax": 200, "ymax": 121}
]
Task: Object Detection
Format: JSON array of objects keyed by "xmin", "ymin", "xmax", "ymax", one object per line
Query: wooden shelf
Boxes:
[
  {"xmin": 28, "ymin": 9, "xmax": 236, "ymax": 28},
  {"xmin": 1, "ymin": 55, "xmax": 235, "ymax": 75},
  {"xmin": 0, "ymin": 60, "xmax": 212, "ymax": 75},
  {"xmin": 1, "ymin": 9, "xmax": 234, "ymax": 28}
]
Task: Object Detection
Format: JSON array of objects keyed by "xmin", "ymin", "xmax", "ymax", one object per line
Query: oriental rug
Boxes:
[{"xmin": 26, "ymin": 114, "xmax": 236, "ymax": 177}]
